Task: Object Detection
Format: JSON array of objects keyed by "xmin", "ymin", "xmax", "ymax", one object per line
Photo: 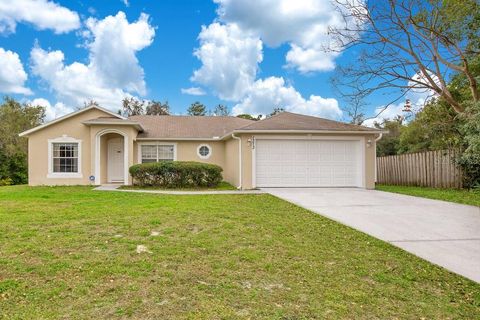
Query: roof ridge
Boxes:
[{"xmin": 129, "ymin": 114, "xmax": 249, "ymax": 119}]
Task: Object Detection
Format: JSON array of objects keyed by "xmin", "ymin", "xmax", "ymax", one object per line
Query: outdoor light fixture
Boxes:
[
  {"xmin": 367, "ymin": 139, "xmax": 372, "ymax": 147},
  {"xmin": 247, "ymin": 137, "xmax": 256, "ymax": 149}
]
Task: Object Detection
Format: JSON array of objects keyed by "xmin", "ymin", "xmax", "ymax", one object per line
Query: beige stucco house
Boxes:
[{"xmin": 19, "ymin": 105, "xmax": 383, "ymax": 189}]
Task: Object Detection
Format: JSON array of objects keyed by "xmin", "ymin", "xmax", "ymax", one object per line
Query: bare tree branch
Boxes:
[{"xmin": 329, "ymin": 0, "xmax": 479, "ymax": 116}]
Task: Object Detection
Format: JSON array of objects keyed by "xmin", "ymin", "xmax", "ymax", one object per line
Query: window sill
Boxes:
[{"xmin": 47, "ymin": 173, "xmax": 83, "ymax": 179}]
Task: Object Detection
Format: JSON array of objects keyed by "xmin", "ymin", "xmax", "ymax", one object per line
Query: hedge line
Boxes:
[{"xmin": 129, "ymin": 161, "xmax": 223, "ymax": 188}]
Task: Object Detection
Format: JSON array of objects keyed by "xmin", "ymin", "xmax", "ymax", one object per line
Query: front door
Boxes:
[{"xmin": 107, "ymin": 138, "xmax": 124, "ymax": 182}]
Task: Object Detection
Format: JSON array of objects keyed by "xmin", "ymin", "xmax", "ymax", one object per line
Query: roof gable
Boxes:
[{"xmin": 19, "ymin": 105, "xmax": 124, "ymax": 137}]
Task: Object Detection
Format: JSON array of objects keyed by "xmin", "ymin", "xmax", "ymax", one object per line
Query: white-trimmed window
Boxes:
[
  {"xmin": 197, "ymin": 144, "xmax": 211, "ymax": 159},
  {"xmin": 53, "ymin": 143, "xmax": 78, "ymax": 172},
  {"xmin": 140, "ymin": 144, "xmax": 175, "ymax": 163},
  {"xmin": 48, "ymin": 136, "xmax": 82, "ymax": 178}
]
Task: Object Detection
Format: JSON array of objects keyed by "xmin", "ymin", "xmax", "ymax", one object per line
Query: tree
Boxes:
[
  {"xmin": 146, "ymin": 100, "xmax": 170, "ymax": 115},
  {"xmin": 187, "ymin": 102, "xmax": 207, "ymax": 116},
  {"xmin": 213, "ymin": 104, "xmax": 229, "ymax": 116},
  {"xmin": 332, "ymin": 78, "xmax": 367, "ymax": 124},
  {"xmin": 0, "ymin": 97, "xmax": 45, "ymax": 184},
  {"xmin": 398, "ymin": 99, "xmax": 463, "ymax": 153},
  {"xmin": 457, "ymin": 101, "xmax": 480, "ymax": 187},
  {"xmin": 268, "ymin": 107, "xmax": 285, "ymax": 117},
  {"xmin": 121, "ymin": 97, "xmax": 145, "ymax": 117},
  {"xmin": 330, "ymin": 0, "xmax": 480, "ymax": 115},
  {"xmin": 375, "ymin": 117, "xmax": 404, "ymax": 156},
  {"xmin": 236, "ymin": 114, "xmax": 262, "ymax": 121}
]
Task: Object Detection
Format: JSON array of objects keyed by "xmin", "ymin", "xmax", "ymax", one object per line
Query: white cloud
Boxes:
[
  {"xmin": 362, "ymin": 103, "xmax": 406, "ymax": 127},
  {"xmin": 30, "ymin": 12, "xmax": 155, "ymax": 110},
  {"xmin": 191, "ymin": 22, "xmax": 262, "ymax": 100},
  {"xmin": 85, "ymin": 12, "xmax": 154, "ymax": 95},
  {"xmin": 181, "ymin": 87, "xmax": 206, "ymax": 96},
  {"xmin": 30, "ymin": 98, "xmax": 74, "ymax": 121},
  {"xmin": 214, "ymin": 0, "xmax": 348, "ymax": 73},
  {"xmin": 233, "ymin": 77, "xmax": 341, "ymax": 119},
  {"xmin": 0, "ymin": 0, "xmax": 80, "ymax": 34},
  {"xmin": 285, "ymin": 45, "xmax": 337, "ymax": 73},
  {"xmin": 190, "ymin": 22, "xmax": 341, "ymax": 118},
  {"xmin": 0, "ymin": 48, "xmax": 32, "ymax": 95}
]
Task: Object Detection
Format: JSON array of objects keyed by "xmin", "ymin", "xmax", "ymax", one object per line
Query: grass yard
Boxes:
[
  {"xmin": 119, "ymin": 181, "xmax": 237, "ymax": 191},
  {"xmin": 0, "ymin": 186, "xmax": 479, "ymax": 319},
  {"xmin": 376, "ymin": 184, "xmax": 480, "ymax": 207}
]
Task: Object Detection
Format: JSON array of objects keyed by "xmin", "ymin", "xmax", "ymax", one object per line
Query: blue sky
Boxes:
[{"xmin": 0, "ymin": 0, "xmax": 399, "ymax": 122}]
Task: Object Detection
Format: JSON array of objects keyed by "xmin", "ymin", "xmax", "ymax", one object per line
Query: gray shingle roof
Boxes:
[
  {"xmin": 88, "ymin": 112, "xmax": 380, "ymax": 139},
  {"xmin": 129, "ymin": 115, "xmax": 254, "ymax": 139},
  {"xmin": 236, "ymin": 112, "xmax": 380, "ymax": 132}
]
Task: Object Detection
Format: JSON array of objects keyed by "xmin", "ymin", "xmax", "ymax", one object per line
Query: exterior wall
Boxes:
[
  {"xmin": 26, "ymin": 108, "xmax": 110, "ymax": 186},
  {"xmin": 238, "ymin": 132, "xmax": 379, "ymax": 190},
  {"xmin": 223, "ymin": 137, "xmax": 240, "ymax": 188},
  {"xmin": 133, "ymin": 140, "xmax": 239, "ymax": 186},
  {"xmin": 89, "ymin": 126, "xmax": 137, "ymax": 185},
  {"xmin": 133, "ymin": 141, "xmax": 225, "ymax": 166}
]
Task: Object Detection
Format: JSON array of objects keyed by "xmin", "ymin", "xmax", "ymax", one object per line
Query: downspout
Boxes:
[
  {"xmin": 374, "ymin": 133, "xmax": 383, "ymax": 182},
  {"xmin": 231, "ymin": 133, "xmax": 242, "ymax": 190}
]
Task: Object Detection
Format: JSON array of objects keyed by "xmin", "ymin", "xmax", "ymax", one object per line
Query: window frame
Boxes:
[
  {"xmin": 137, "ymin": 142, "xmax": 177, "ymax": 163},
  {"xmin": 197, "ymin": 144, "xmax": 212, "ymax": 159},
  {"xmin": 47, "ymin": 136, "xmax": 83, "ymax": 178}
]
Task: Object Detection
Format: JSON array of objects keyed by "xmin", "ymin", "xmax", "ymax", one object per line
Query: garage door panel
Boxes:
[{"xmin": 255, "ymin": 139, "xmax": 362, "ymax": 187}]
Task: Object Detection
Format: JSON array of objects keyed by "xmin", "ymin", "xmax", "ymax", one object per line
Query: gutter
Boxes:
[
  {"xmin": 374, "ymin": 133, "xmax": 383, "ymax": 182},
  {"xmin": 231, "ymin": 133, "xmax": 242, "ymax": 190},
  {"xmin": 229, "ymin": 129, "xmax": 388, "ymax": 135}
]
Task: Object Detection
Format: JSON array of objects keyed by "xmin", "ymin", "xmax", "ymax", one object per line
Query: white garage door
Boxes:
[{"xmin": 255, "ymin": 139, "xmax": 362, "ymax": 187}]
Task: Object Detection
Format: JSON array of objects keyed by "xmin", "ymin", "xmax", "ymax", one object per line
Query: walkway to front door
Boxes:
[{"xmin": 263, "ymin": 187, "xmax": 480, "ymax": 283}]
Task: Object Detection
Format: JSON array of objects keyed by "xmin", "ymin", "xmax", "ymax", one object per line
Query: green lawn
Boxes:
[
  {"xmin": 119, "ymin": 181, "xmax": 237, "ymax": 191},
  {"xmin": 376, "ymin": 185, "xmax": 480, "ymax": 207},
  {"xmin": 0, "ymin": 186, "xmax": 478, "ymax": 319}
]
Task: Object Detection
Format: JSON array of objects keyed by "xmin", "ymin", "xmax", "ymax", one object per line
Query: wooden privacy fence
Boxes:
[{"xmin": 376, "ymin": 150, "xmax": 463, "ymax": 188}]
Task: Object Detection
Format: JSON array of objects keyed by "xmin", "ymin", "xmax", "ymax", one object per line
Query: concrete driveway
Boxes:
[{"xmin": 263, "ymin": 188, "xmax": 480, "ymax": 283}]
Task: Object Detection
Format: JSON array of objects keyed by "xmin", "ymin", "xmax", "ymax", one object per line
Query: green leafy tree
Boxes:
[
  {"xmin": 187, "ymin": 102, "xmax": 207, "ymax": 116},
  {"xmin": 458, "ymin": 101, "xmax": 480, "ymax": 187},
  {"xmin": 375, "ymin": 117, "xmax": 404, "ymax": 156},
  {"xmin": 236, "ymin": 114, "xmax": 262, "ymax": 121},
  {"xmin": 0, "ymin": 97, "xmax": 45, "ymax": 184},
  {"xmin": 146, "ymin": 100, "xmax": 170, "ymax": 115},
  {"xmin": 213, "ymin": 104, "xmax": 229, "ymax": 116},
  {"xmin": 398, "ymin": 100, "xmax": 463, "ymax": 154}
]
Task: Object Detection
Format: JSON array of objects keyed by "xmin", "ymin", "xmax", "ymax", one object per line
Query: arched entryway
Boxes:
[{"xmin": 95, "ymin": 129, "xmax": 129, "ymax": 185}]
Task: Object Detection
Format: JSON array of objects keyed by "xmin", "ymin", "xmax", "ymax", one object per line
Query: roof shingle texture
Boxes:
[
  {"xmin": 126, "ymin": 112, "xmax": 378, "ymax": 139},
  {"xmin": 129, "ymin": 115, "xmax": 254, "ymax": 139},
  {"xmin": 238, "ymin": 112, "xmax": 379, "ymax": 132}
]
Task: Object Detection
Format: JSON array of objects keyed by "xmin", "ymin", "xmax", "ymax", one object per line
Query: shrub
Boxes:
[
  {"xmin": 129, "ymin": 161, "xmax": 223, "ymax": 188},
  {"xmin": 0, "ymin": 177, "xmax": 13, "ymax": 186}
]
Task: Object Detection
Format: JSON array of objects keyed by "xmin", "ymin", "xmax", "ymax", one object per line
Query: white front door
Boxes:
[
  {"xmin": 255, "ymin": 139, "xmax": 363, "ymax": 188},
  {"xmin": 107, "ymin": 138, "xmax": 124, "ymax": 182}
]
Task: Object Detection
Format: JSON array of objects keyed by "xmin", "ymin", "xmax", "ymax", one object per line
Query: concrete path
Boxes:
[
  {"xmin": 263, "ymin": 188, "xmax": 480, "ymax": 283},
  {"xmin": 94, "ymin": 185, "xmax": 264, "ymax": 195}
]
